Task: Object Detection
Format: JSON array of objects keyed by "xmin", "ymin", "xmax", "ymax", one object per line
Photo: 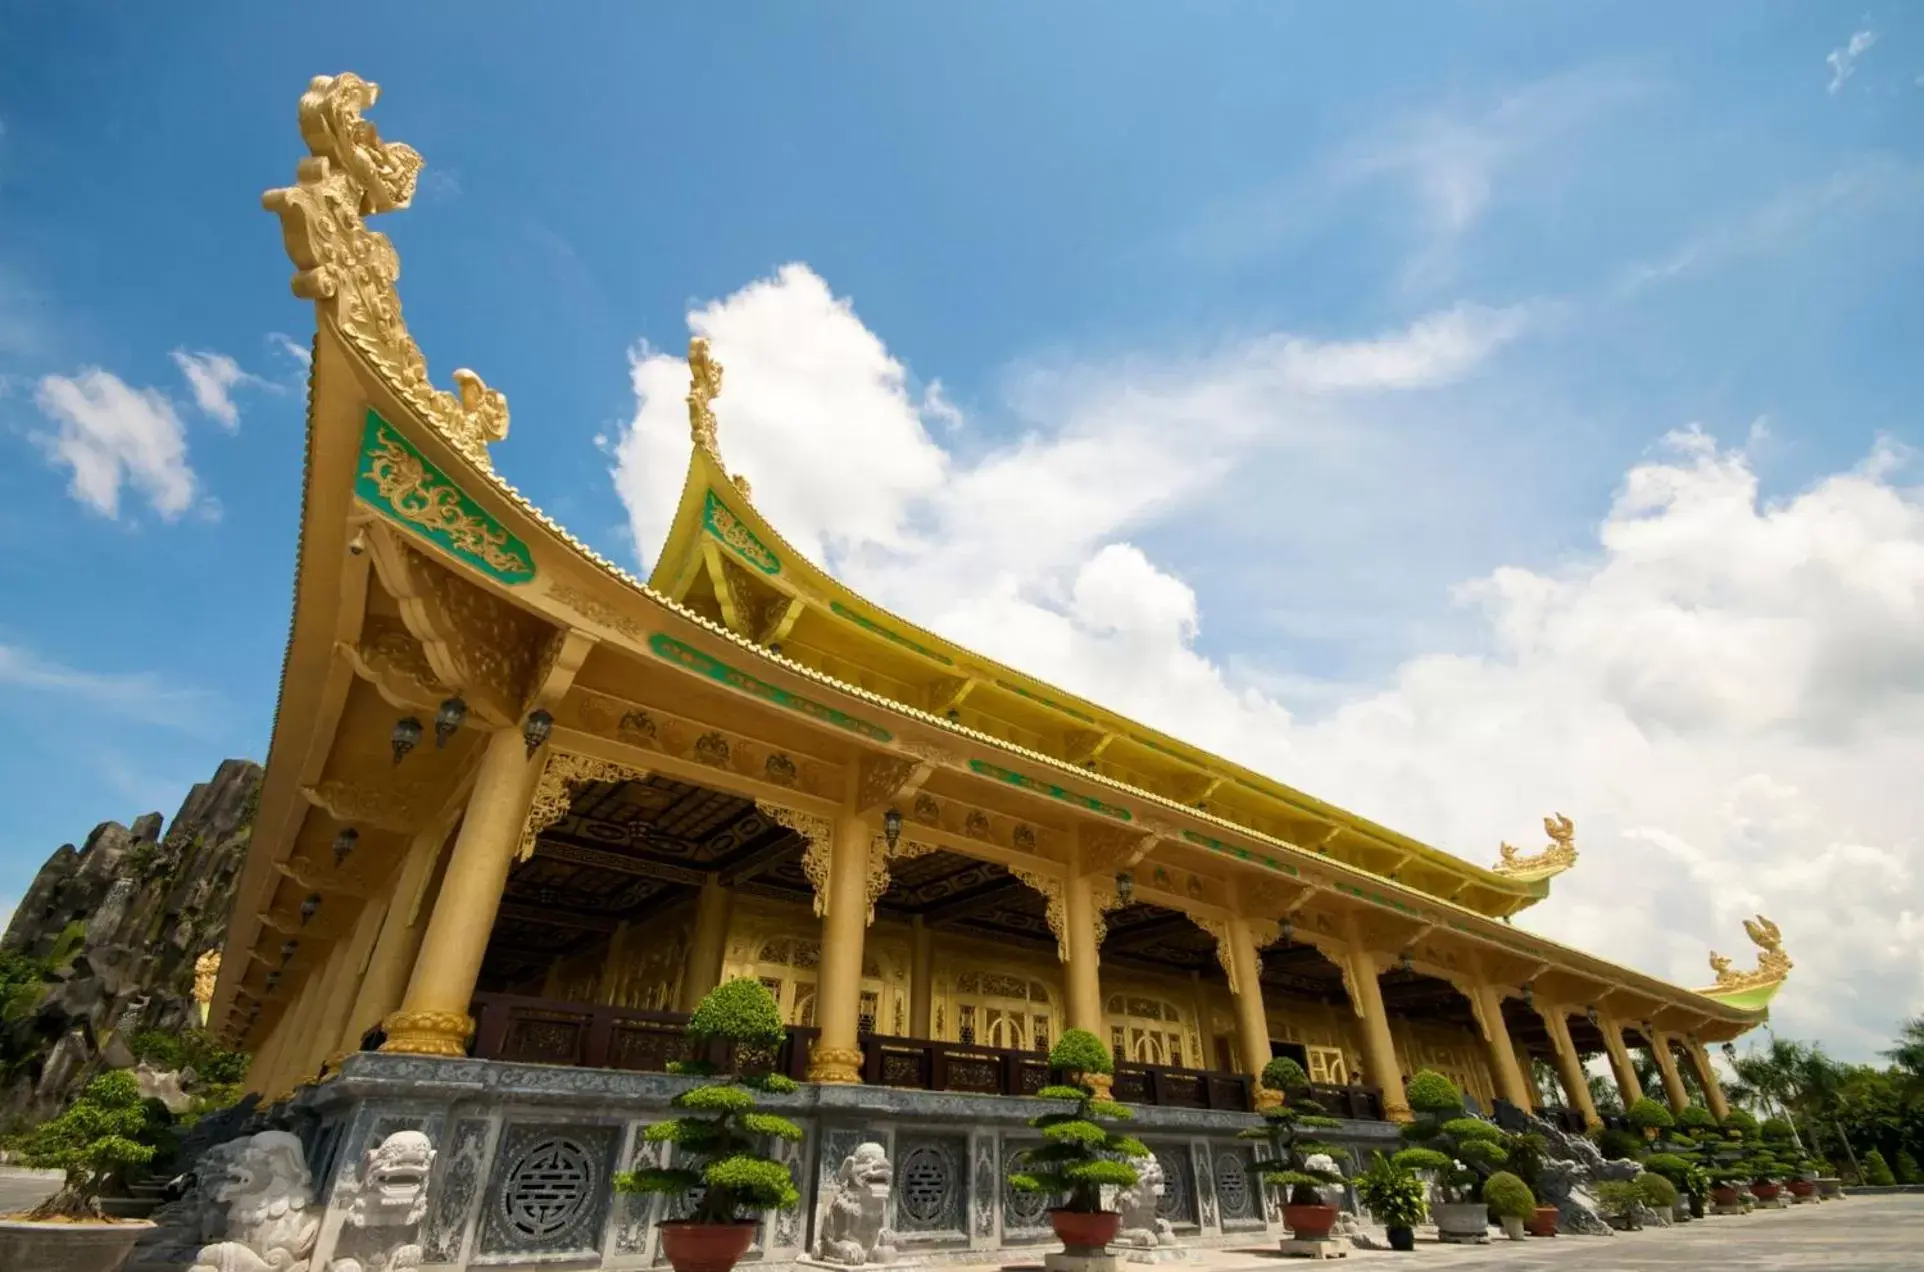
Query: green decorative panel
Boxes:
[
  {"xmin": 1335, "ymin": 881, "xmax": 1422, "ymax": 916},
  {"xmin": 830, "ymin": 601, "xmax": 954, "ymax": 665},
  {"xmin": 702, "ymin": 490, "xmax": 780, "ymax": 575},
  {"xmin": 647, "ymin": 634, "xmax": 890, "ymax": 742},
  {"xmin": 966, "ymin": 759, "xmax": 1132, "ymax": 821},
  {"xmin": 353, "ymin": 411, "xmax": 534, "ymax": 584},
  {"xmin": 1180, "ymin": 829, "xmax": 1300, "ymax": 875},
  {"xmin": 993, "ymin": 679, "xmax": 1097, "ymax": 724}
]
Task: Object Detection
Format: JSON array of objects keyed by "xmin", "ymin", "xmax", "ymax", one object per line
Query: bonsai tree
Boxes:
[
  {"xmin": 614, "ymin": 978, "xmax": 803, "ymax": 1225},
  {"xmin": 1242, "ymin": 1058, "xmax": 1347, "ymax": 1208},
  {"xmin": 1636, "ymin": 1170, "xmax": 1679, "ymax": 1214},
  {"xmin": 1720, "ymin": 1107, "xmax": 1759, "ymax": 1138},
  {"xmin": 1863, "ymin": 1148, "xmax": 1896, "ymax": 1186},
  {"xmin": 1008, "ymin": 1030, "xmax": 1143, "ymax": 1214},
  {"xmin": 1352, "ymin": 1151, "xmax": 1427, "ymax": 1241},
  {"xmin": 1592, "ymin": 1125, "xmax": 1645, "ymax": 1162},
  {"xmin": 1392, "ymin": 1070, "xmax": 1508, "ymax": 1204},
  {"xmin": 1593, "ymin": 1179, "xmax": 1643, "ymax": 1228},
  {"xmin": 9, "ymin": 1070, "xmax": 157, "ymax": 1219},
  {"xmin": 1627, "ymin": 1096, "xmax": 1675, "ymax": 1139},
  {"xmin": 1676, "ymin": 1105, "xmax": 1719, "ymax": 1135},
  {"xmin": 1482, "ymin": 1170, "xmax": 1535, "ymax": 1230}
]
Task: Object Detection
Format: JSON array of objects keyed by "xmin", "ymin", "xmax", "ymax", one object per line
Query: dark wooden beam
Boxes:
[
  {"xmin": 1103, "ymin": 911, "xmax": 1204, "ymax": 951},
  {"xmin": 921, "ymin": 877, "xmax": 1034, "ymax": 927},
  {"xmin": 496, "ymin": 901, "xmax": 621, "ymax": 933},
  {"xmin": 717, "ymin": 833, "xmax": 802, "ymax": 886},
  {"xmin": 531, "ymin": 839, "xmax": 707, "ymax": 886}
]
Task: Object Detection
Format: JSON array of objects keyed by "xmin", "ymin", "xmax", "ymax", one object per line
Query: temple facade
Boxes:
[{"xmin": 209, "ymin": 72, "xmax": 1791, "ymax": 1270}]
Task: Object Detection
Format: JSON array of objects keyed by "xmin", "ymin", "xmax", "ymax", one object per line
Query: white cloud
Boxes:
[
  {"xmin": 266, "ymin": 332, "xmax": 312, "ymax": 369},
  {"xmin": 0, "ymin": 643, "xmax": 220, "ymax": 730},
  {"xmin": 611, "ymin": 265, "xmax": 1924, "ymax": 1060},
  {"xmin": 33, "ymin": 369, "xmax": 197, "ymax": 519},
  {"xmin": 1827, "ymin": 30, "xmax": 1879, "ymax": 94},
  {"xmin": 169, "ymin": 349, "xmax": 260, "ymax": 430}
]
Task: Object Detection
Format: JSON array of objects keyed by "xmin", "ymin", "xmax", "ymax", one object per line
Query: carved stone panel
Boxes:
[
  {"xmin": 968, "ymin": 1130, "xmax": 998, "ymax": 1249},
  {"xmin": 423, "ymin": 1116, "xmax": 494, "ymax": 1264},
  {"xmin": 1212, "ymin": 1143, "xmax": 1262, "ymax": 1229},
  {"xmin": 1150, "ymin": 1143, "xmax": 1198, "ymax": 1230},
  {"xmin": 1189, "ymin": 1139, "xmax": 1220, "ymax": 1236},
  {"xmin": 477, "ymin": 1122, "xmax": 619, "ymax": 1259},
  {"xmin": 892, "ymin": 1133, "xmax": 968, "ymax": 1240},
  {"xmin": 999, "ymin": 1136, "xmax": 1051, "ymax": 1242}
]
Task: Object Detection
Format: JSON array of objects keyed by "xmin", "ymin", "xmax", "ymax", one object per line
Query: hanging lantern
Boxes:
[
  {"xmin": 434, "ymin": 697, "xmax": 468, "ymax": 749},
  {"xmin": 1586, "ymin": 1005, "xmax": 1600, "ymax": 1025},
  {"xmin": 1115, "ymin": 871, "xmax": 1135, "ymax": 905},
  {"xmin": 522, "ymin": 708, "xmax": 554, "ymax": 758},
  {"xmin": 1521, "ymin": 982, "xmax": 1535, "ymax": 1007},
  {"xmin": 299, "ymin": 894, "xmax": 322, "ymax": 926},
  {"xmin": 264, "ymin": 970, "xmax": 281, "ymax": 991},
  {"xmin": 332, "ymin": 827, "xmax": 359, "ymax": 867},
  {"xmin": 391, "ymin": 716, "xmax": 423, "ymax": 765},
  {"xmin": 1279, "ymin": 919, "xmax": 1295, "ymax": 944},
  {"xmin": 1400, "ymin": 950, "xmax": 1414, "ymax": 973},
  {"xmin": 883, "ymin": 807, "xmax": 903, "ymax": 851}
]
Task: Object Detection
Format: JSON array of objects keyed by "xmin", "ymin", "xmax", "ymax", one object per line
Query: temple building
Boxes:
[{"xmin": 210, "ymin": 72, "xmax": 1793, "ymax": 1269}]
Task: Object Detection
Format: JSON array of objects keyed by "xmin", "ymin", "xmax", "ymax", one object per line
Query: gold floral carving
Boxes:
[
  {"xmin": 1011, "ymin": 868, "xmax": 1069, "ymax": 962},
  {"xmin": 964, "ymin": 810, "xmax": 992, "ymax": 840},
  {"xmin": 402, "ymin": 548, "xmax": 549, "ymax": 722},
  {"xmin": 693, "ymin": 731, "xmax": 732, "ymax": 768},
  {"xmin": 808, "ymin": 1044, "xmax": 863, "ymax": 1085},
  {"xmin": 764, "ymin": 753, "xmax": 799, "ymax": 787},
  {"xmin": 1089, "ymin": 878, "xmax": 1129, "ymax": 955},
  {"xmin": 344, "ymin": 615, "xmax": 445, "ymax": 706},
  {"xmin": 716, "ymin": 556, "xmax": 788, "ymax": 641},
  {"xmin": 263, "ymin": 73, "xmax": 509, "ymax": 469},
  {"xmin": 1495, "ymin": 812, "xmax": 1579, "ymax": 879},
  {"xmin": 301, "ymin": 779, "xmax": 426, "ymax": 833},
  {"xmin": 898, "ymin": 740, "xmax": 962, "ymax": 769},
  {"xmin": 193, "ymin": 950, "xmax": 221, "ymax": 1008},
  {"xmin": 688, "ymin": 337, "xmax": 725, "ymax": 460},
  {"xmin": 863, "ymin": 833, "xmax": 938, "ymax": 925},
  {"xmin": 1077, "ymin": 822, "xmax": 1158, "ymax": 875},
  {"xmin": 519, "ymin": 752, "xmax": 650, "ymax": 861},
  {"xmin": 760, "ymin": 804, "xmax": 836, "ymax": 918},
  {"xmin": 378, "ymin": 1009, "xmax": 475, "ymax": 1057},
  {"xmin": 361, "ymin": 427, "xmax": 525, "ymax": 573},
  {"xmin": 548, "ymin": 580, "xmax": 646, "ymax": 641},
  {"xmin": 1707, "ymin": 914, "xmax": 1793, "ymax": 991},
  {"xmin": 856, "ymin": 754, "xmax": 921, "ymax": 812},
  {"xmin": 911, "ymin": 793, "xmax": 942, "ymax": 826},
  {"xmin": 1193, "ymin": 917, "xmax": 1239, "ymax": 995}
]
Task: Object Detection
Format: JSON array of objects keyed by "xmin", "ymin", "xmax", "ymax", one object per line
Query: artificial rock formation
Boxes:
[{"xmin": 0, "ymin": 757, "xmax": 260, "ymax": 1122}]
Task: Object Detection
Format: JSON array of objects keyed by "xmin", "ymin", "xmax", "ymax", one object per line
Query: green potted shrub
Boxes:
[
  {"xmin": 614, "ymin": 978, "xmax": 803, "ymax": 1272},
  {"xmin": 1594, "ymin": 1179, "xmax": 1643, "ymax": 1230},
  {"xmin": 1242, "ymin": 1058, "xmax": 1347, "ymax": 1243},
  {"xmin": 1636, "ymin": 1170, "xmax": 1679, "ymax": 1220},
  {"xmin": 1676, "ymin": 1104, "xmax": 1718, "ymax": 1135},
  {"xmin": 1592, "ymin": 1125, "xmax": 1645, "ymax": 1162},
  {"xmin": 1505, "ymin": 1131, "xmax": 1559, "ymax": 1236},
  {"xmin": 0, "ymin": 1071, "xmax": 158, "ymax": 1272},
  {"xmin": 1642, "ymin": 1151, "xmax": 1700, "ymax": 1220},
  {"xmin": 1008, "ymin": 1030, "xmax": 1143, "ymax": 1257},
  {"xmin": 1353, "ymin": 1152, "xmax": 1426, "ymax": 1252},
  {"xmin": 1391, "ymin": 1070, "xmax": 1506, "ymax": 1243},
  {"xmin": 1862, "ymin": 1148, "xmax": 1896, "ymax": 1186},
  {"xmin": 1627, "ymin": 1096, "xmax": 1675, "ymax": 1142},
  {"xmin": 1482, "ymin": 1170, "xmax": 1535, "ymax": 1241}
]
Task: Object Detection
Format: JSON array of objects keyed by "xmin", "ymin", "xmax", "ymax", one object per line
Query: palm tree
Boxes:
[
  {"xmin": 1587, "ymin": 1073, "xmax": 1622, "ymax": 1115},
  {"xmin": 1881, "ymin": 1015, "xmax": 1924, "ymax": 1079}
]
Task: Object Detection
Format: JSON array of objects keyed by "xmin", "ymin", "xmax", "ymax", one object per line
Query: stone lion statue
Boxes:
[
  {"xmin": 1116, "ymin": 1153, "xmax": 1175, "ymax": 1248},
  {"xmin": 190, "ymin": 1130, "xmax": 320, "ymax": 1272},
  {"xmin": 327, "ymin": 1130, "xmax": 437, "ymax": 1272},
  {"xmin": 815, "ymin": 1142, "xmax": 899, "ymax": 1266}
]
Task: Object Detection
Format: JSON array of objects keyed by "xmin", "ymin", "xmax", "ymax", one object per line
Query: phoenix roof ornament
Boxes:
[
  {"xmin": 686, "ymin": 336, "xmax": 754, "ymax": 501},
  {"xmin": 263, "ymin": 72, "xmax": 509, "ymax": 469},
  {"xmin": 1704, "ymin": 913, "xmax": 1792, "ymax": 996},
  {"xmin": 1493, "ymin": 812, "xmax": 1578, "ymax": 881}
]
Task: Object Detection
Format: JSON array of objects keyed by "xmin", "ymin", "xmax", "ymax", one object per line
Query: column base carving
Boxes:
[
  {"xmin": 1383, "ymin": 1101, "xmax": 1414, "ymax": 1124},
  {"xmin": 378, "ymin": 1009, "xmax": 475, "ymax": 1057},
  {"xmin": 807, "ymin": 1045, "xmax": 864, "ymax": 1084},
  {"xmin": 1253, "ymin": 1087, "xmax": 1284, "ymax": 1112},
  {"xmin": 1085, "ymin": 1072, "xmax": 1114, "ymax": 1099}
]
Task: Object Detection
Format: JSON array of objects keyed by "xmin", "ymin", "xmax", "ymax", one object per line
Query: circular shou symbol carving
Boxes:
[
  {"xmin": 503, "ymin": 1137, "xmax": 595, "ymax": 1240},
  {"xmin": 1212, "ymin": 1150, "xmax": 1250, "ymax": 1218},
  {"xmin": 1154, "ymin": 1149, "xmax": 1190, "ymax": 1222},
  {"xmin": 898, "ymin": 1144, "xmax": 952, "ymax": 1225}
]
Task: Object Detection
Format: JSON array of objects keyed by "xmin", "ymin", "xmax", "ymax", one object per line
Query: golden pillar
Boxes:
[
  {"xmin": 335, "ymin": 821, "xmax": 448, "ymax": 1058},
  {"xmin": 266, "ymin": 945, "xmax": 348, "ymax": 1097},
  {"xmin": 245, "ymin": 999, "xmax": 294, "ymax": 1095},
  {"xmin": 1338, "ymin": 919, "xmax": 1411, "ymax": 1122},
  {"xmin": 1598, "ymin": 1015, "xmax": 1645, "ymax": 1108},
  {"xmin": 1650, "ymin": 1032, "xmax": 1691, "ymax": 1113},
  {"xmin": 1061, "ymin": 871, "xmax": 1106, "ymax": 1037},
  {"xmin": 1470, "ymin": 983, "xmax": 1534, "ymax": 1113},
  {"xmin": 1542, "ymin": 1007, "xmax": 1602, "ymax": 1128},
  {"xmin": 678, "ymin": 875, "xmax": 735, "ymax": 1011},
  {"xmin": 310, "ymin": 896, "xmax": 392, "ymax": 1074},
  {"xmin": 382, "ymin": 727, "xmax": 542, "ymax": 1056},
  {"xmin": 1684, "ymin": 1038, "xmax": 1731, "ymax": 1120},
  {"xmin": 909, "ymin": 915, "xmax": 933, "ymax": 1039},
  {"xmin": 808, "ymin": 809, "xmax": 873, "ymax": 1083},
  {"xmin": 1221, "ymin": 916, "xmax": 1278, "ymax": 1108}
]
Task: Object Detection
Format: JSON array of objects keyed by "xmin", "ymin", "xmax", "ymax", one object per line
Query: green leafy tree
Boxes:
[
  {"xmin": 613, "ymin": 978, "xmax": 802, "ymax": 1223},
  {"xmin": 1895, "ymin": 1149, "xmax": 1920, "ymax": 1184},
  {"xmin": 1353, "ymin": 1152, "xmax": 1427, "ymax": 1229},
  {"xmin": 1627, "ymin": 1097, "xmax": 1675, "ymax": 1135},
  {"xmin": 1635, "ymin": 1171, "xmax": 1678, "ymax": 1211},
  {"xmin": 1481, "ymin": 1171, "xmax": 1535, "ymax": 1221},
  {"xmin": 1007, "ymin": 1030, "xmax": 1142, "ymax": 1213},
  {"xmin": 1862, "ymin": 1148, "xmax": 1896, "ymax": 1186},
  {"xmin": 10, "ymin": 1071, "xmax": 157, "ymax": 1219},
  {"xmin": 1242, "ymin": 1057, "xmax": 1346, "ymax": 1206},
  {"xmin": 1391, "ymin": 1070, "xmax": 1508, "ymax": 1203},
  {"xmin": 128, "ymin": 1028, "xmax": 250, "ymax": 1085}
]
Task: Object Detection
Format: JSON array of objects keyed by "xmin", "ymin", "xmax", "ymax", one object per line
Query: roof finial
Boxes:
[
  {"xmin": 687, "ymin": 337, "xmax": 724, "ymax": 459},
  {"xmin": 1493, "ymin": 812, "xmax": 1578, "ymax": 880}
]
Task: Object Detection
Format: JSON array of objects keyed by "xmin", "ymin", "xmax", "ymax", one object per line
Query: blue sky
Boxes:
[{"xmin": 1, "ymin": 5, "xmax": 1920, "ymax": 1055}]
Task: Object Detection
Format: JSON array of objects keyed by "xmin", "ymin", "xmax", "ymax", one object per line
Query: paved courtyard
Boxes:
[{"xmin": 982, "ymin": 1194, "xmax": 1923, "ymax": 1272}]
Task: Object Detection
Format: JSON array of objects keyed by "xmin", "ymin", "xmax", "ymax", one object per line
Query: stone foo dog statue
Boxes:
[
  {"xmin": 1115, "ymin": 1154, "xmax": 1176, "ymax": 1248},
  {"xmin": 327, "ymin": 1129, "xmax": 437, "ymax": 1272},
  {"xmin": 190, "ymin": 1130, "xmax": 320, "ymax": 1272},
  {"xmin": 815, "ymin": 1142, "xmax": 900, "ymax": 1266}
]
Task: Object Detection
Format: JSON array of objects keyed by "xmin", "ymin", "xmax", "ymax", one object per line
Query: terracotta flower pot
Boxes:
[
  {"xmin": 1752, "ymin": 1181, "xmax": 1781, "ymax": 1201},
  {"xmin": 1712, "ymin": 1185, "xmax": 1741, "ymax": 1208},
  {"xmin": 658, "ymin": 1220, "xmax": 758, "ymax": 1272},
  {"xmin": 1049, "ymin": 1208, "xmax": 1122, "ymax": 1253},
  {"xmin": 1283, "ymin": 1203, "xmax": 1338, "ymax": 1240},
  {"xmin": 1525, "ymin": 1204, "xmax": 1559, "ymax": 1236},
  {"xmin": 1787, "ymin": 1179, "xmax": 1814, "ymax": 1197}
]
